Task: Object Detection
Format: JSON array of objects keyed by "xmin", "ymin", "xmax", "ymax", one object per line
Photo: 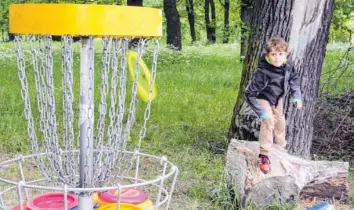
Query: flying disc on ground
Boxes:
[
  {"xmin": 97, "ymin": 203, "xmax": 143, "ymax": 210},
  {"xmin": 26, "ymin": 192, "xmax": 78, "ymax": 210},
  {"xmin": 98, "ymin": 188, "xmax": 148, "ymax": 204},
  {"xmin": 308, "ymin": 202, "xmax": 334, "ymax": 210},
  {"xmin": 127, "ymin": 51, "xmax": 157, "ymax": 103},
  {"xmin": 136, "ymin": 199, "xmax": 153, "ymax": 209},
  {"xmin": 12, "ymin": 203, "xmax": 30, "ymax": 210}
]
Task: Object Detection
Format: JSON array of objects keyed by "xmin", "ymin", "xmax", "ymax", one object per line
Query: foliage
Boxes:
[
  {"xmin": 330, "ymin": 0, "xmax": 354, "ymax": 42},
  {"xmin": 177, "ymin": 0, "xmax": 242, "ymax": 44}
]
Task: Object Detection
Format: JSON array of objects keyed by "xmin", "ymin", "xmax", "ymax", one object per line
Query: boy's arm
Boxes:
[
  {"xmin": 289, "ymin": 70, "xmax": 302, "ymax": 103},
  {"xmin": 245, "ymin": 69, "xmax": 268, "ymax": 117}
]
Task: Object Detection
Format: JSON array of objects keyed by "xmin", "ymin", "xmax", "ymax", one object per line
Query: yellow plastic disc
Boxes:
[
  {"xmin": 9, "ymin": 4, "xmax": 162, "ymax": 37},
  {"xmin": 93, "ymin": 192, "xmax": 110, "ymax": 205},
  {"xmin": 97, "ymin": 203, "xmax": 142, "ymax": 210},
  {"xmin": 127, "ymin": 51, "xmax": 157, "ymax": 103},
  {"xmin": 136, "ymin": 200, "xmax": 153, "ymax": 209}
]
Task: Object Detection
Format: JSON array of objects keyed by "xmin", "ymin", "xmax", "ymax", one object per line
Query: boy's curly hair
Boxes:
[{"xmin": 265, "ymin": 37, "xmax": 288, "ymax": 53}]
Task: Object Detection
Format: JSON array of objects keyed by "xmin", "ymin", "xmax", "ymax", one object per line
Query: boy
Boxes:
[{"xmin": 245, "ymin": 37, "xmax": 302, "ymax": 174}]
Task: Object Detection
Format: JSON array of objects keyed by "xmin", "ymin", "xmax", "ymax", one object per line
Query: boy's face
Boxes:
[{"xmin": 267, "ymin": 49, "xmax": 288, "ymax": 67}]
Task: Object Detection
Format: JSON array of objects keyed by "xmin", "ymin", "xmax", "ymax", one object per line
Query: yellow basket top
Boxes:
[{"xmin": 9, "ymin": 4, "xmax": 162, "ymax": 37}]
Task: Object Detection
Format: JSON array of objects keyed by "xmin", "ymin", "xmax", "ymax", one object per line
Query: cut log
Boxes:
[{"xmin": 226, "ymin": 139, "xmax": 349, "ymax": 209}]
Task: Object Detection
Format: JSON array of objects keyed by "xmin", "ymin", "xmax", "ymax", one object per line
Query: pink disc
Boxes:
[
  {"xmin": 12, "ymin": 203, "xmax": 30, "ymax": 210},
  {"xmin": 26, "ymin": 192, "xmax": 78, "ymax": 210},
  {"xmin": 98, "ymin": 188, "xmax": 148, "ymax": 204}
]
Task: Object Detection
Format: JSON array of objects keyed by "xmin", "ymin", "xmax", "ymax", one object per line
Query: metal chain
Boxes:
[
  {"xmin": 119, "ymin": 39, "xmax": 158, "ymax": 180},
  {"xmin": 120, "ymin": 38, "xmax": 147, "ymax": 150},
  {"xmin": 37, "ymin": 36, "xmax": 56, "ymax": 178},
  {"xmin": 14, "ymin": 35, "xmax": 49, "ymax": 180},
  {"xmin": 112, "ymin": 37, "xmax": 131, "ymax": 170},
  {"xmin": 113, "ymin": 38, "xmax": 150, "ymax": 182},
  {"xmin": 14, "ymin": 35, "xmax": 161, "ymax": 189},
  {"xmin": 137, "ymin": 39, "xmax": 159, "ymax": 149},
  {"xmin": 94, "ymin": 37, "xmax": 120, "ymax": 187},
  {"xmin": 106, "ymin": 37, "xmax": 131, "ymax": 184},
  {"xmin": 61, "ymin": 36, "xmax": 75, "ymax": 185},
  {"xmin": 93, "ymin": 36, "xmax": 110, "ymax": 186},
  {"xmin": 44, "ymin": 35, "xmax": 66, "ymax": 183},
  {"xmin": 97, "ymin": 37, "xmax": 130, "ymax": 186}
]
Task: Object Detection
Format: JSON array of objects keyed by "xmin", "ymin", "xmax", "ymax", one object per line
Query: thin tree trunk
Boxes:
[
  {"xmin": 164, "ymin": 0, "xmax": 182, "ymax": 50},
  {"xmin": 205, "ymin": 0, "xmax": 212, "ymax": 42},
  {"xmin": 229, "ymin": 0, "xmax": 335, "ymax": 158},
  {"xmin": 210, "ymin": 0, "xmax": 216, "ymax": 43},
  {"xmin": 127, "ymin": 0, "xmax": 143, "ymax": 6},
  {"xmin": 240, "ymin": 0, "xmax": 253, "ymax": 60},
  {"xmin": 205, "ymin": 0, "xmax": 216, "ymax": 43},
  {"xmin": 128, "ymin": 0, "xmax": 143, "ymax": 48},
  {"xmin": 223, "ymin": 0, "xmax": 230, "ymax": 44},
  {"xmin": 186, "ymin": 0, "xmax": 197, "ymax": 43}
]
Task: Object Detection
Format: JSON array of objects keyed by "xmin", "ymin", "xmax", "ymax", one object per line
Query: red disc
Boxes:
[
  {"xmin": 26, "ymin": 192, "xmax": 78, "ymax": 210},
  {"xmin": 98, "ymin": 188, "xmax": 148, "ymax": 204},
  {"xmin": 12, "ymin": 203, "xmax": 30, "ymax": 210}
]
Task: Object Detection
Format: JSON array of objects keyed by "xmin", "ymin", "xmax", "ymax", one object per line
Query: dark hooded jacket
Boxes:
[{"xmin": 245, "ymin": 55, "xmax": 302, "ymax": 116}]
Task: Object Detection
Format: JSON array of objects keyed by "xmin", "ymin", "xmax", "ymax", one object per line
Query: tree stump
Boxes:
[{"xmin": 226, "ymin": 139, "xmax": 349, "ymax": 209}]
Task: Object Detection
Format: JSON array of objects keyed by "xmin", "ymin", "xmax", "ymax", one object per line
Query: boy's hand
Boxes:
[
  {"xmin": 293, "ymin": 99, "xmax": 303, "ymax": 109},
  {"xmin": 260, "ymin": 111, "xmax": 275, "ymax": 124},
  {"xmin": 260, "ymin": 111, "xmax": 271, "ymax": 119}
]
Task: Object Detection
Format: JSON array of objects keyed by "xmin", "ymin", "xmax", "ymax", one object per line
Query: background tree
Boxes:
[
  {"xmin": 186, "ymin": 0, "xmax": 196, "ymax": 43},
  {"xmin": 127, "ymin": 0, "xmax": 142, "ymax": 6},
  {"xmin": 164, "ymin": 0, "xmax": 182, "ymax": 50},
  {"xmin": 221, "ymin": 0, "xmax": 230, "ymax": 44},
  {"xmin": 204, "ymin": 0, "xmax": 216, "ymax": 43},
  {"xmin": 229, "ymin": 0, "xmax": 336, "ymax": 157},
  {"xmin": 240, "ymin": 0, "xmax": 253, "ymax": 59}
]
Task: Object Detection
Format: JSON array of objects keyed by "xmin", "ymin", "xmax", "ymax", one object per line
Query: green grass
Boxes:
[{"xmin": 0, "ymin": 41, "xmax": 353, "ymax": 209}]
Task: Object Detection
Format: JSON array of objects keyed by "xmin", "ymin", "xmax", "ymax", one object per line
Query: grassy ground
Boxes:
[{"xmin": 0, "ymin": 41, "xmax": 353, "ymax": 209}]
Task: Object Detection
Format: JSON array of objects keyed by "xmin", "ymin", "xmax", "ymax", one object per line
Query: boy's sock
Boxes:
[{"xmin": 258, "ymin": 154, "xmax": 271, "ymax": 173}]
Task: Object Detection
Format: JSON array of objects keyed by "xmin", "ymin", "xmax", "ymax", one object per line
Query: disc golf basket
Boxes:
[{"xmin": 0, "ymin": 4, "xmax": 178, "ymax": 210}]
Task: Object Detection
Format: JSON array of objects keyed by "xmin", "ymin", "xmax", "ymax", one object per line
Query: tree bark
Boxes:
[
  {"xmin": 240, "ymin": 0, "xmax": 253, "ymax": 60},
  {"xmin": 210, "ymin": 0, "xmax": 216, "ymax": 43},
  {"xmin": 229, "ymin": 0, "xmax": 336, "ymax": 157},
  {"xmin": 205, "ymin": 0, "xmax": 216, "ymax": 43},
  {"xmin": 164, "ymin": 0, "xmax": 182, "ymax": 50},
  {"xmin": 186, "ymin": 0, "xmax": 197, "ymax": 43},
  {"xmin": 223, "ymin": 0, "xmax": 230, "ymax": 43},
  {"xmin": 127, "ymin": 0, "xmax": 143, "ymax": 48},
  {"xmin": 127, "ymin": 0, "xmax": 143, "ymax": 6}
]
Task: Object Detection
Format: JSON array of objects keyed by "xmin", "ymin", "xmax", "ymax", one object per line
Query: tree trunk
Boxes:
[
  {"xmin": 127, "ymin": 0, "xmax": 143, "ymax": 6},
  {"xmin": 240, "ymin": 0, "xmax": 253, "ymax": 60},
  {"xmin": 223, "ymin": 0, "xmax": 230, "ymax": 44},
  {"xmin": 127, "ymin": 0, "xmax": 143, "ymax": 48},
  {"xmin": 210, "ymin": 0, "xmax": 216, "ymax": 43},
  {"xmin": 186, "ymin": 0, "xmax": 197, "ymax": 43},
  {"xmin": 205, "ymin": 0, "xmax": 216, "ymax": 43},
  {"xmin": 164, "ymin": 0, "xmax": 182, "ymax": 50},
  {"xmin": 229, "ymin": 0, "xmax": 335, "ymax": 158},
  {"xmin": 205, "ymin": 0, "xmax": 211, "ymax": 42}
]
